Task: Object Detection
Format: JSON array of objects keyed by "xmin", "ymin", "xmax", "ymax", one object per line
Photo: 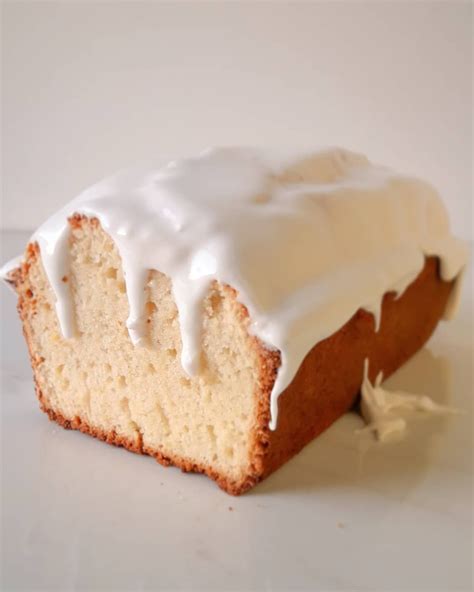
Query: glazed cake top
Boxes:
[{"xmin": 1, "ymin": 147, "xmax": 468, "ymax": 428}]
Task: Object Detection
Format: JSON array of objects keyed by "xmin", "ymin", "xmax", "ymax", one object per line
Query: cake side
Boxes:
[
  {"xmin": 7, "ymin": 216, "xmax": 453, "ymax": 494},
  {"xmin": 258, "ymin": 257, "xmax": 453, "ymax": 481}
]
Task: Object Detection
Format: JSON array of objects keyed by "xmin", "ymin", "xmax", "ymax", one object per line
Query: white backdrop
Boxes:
[{"xmin": 1, "ymin": 1, "xmax": 472, "ymax": 238}]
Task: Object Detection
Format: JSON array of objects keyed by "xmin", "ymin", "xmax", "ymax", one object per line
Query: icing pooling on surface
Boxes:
[
  {"xmin": 359, "ymin": 359, "xmax": 459, "ymax": 441},
  {"xmin": 0, "ymin": 147, "xmax": 468, "ymax": 429}
]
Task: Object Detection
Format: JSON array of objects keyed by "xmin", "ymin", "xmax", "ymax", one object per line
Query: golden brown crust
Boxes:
[
  {"xmin": 251, "ymin": 257, "xmax": 453, "ymax": 484},
  {"xmin": 9, "ymin": 217, "xmax": 454, "ymax": 495}
]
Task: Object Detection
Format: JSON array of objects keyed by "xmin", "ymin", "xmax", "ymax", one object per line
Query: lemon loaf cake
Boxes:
[{"xmin": 1, "ymin": 147, "xmax": 467, "ymax": 494}]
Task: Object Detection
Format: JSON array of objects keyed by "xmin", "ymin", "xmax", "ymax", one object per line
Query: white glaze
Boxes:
[
  {"xmin": 0, "ymin": 255, "xmax": 23, "ymax": 293},
  {"xmin": 0, "ymin": 147, "xmax": 468, "ymax": 429},
  {"xmin": 359, "ymin": 359, "xmax": 459, "ymax": 441}
]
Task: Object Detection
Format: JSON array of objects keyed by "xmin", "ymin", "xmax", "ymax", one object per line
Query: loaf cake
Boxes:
[{"xmin": 1, "ymin": 147, "xmax": 467, "ymax": 494}]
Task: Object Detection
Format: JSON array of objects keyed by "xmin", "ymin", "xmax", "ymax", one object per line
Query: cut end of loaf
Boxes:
[{"xmin": 13, "ymin": 216, "xmax": 278, "ymax": 495}]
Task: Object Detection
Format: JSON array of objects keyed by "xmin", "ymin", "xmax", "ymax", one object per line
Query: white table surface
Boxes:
[{"xmin": 1, "ymin": 230, "xmax": 472, "ymax": 592}]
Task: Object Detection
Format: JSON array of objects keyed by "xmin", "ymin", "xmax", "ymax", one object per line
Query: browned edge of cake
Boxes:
[{"xmin": 5, "ymin": 216, "xmax": 453, "ymax": 495}]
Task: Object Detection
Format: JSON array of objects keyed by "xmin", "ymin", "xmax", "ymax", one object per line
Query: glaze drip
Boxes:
[{"xmin": 0, "ymin": 147, "xmax": 468, "ymax": 429}]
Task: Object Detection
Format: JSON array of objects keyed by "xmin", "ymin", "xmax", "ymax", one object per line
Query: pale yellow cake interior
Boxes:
[{"xmin": 21, "ymin": 219, "xmax": 261, "ymax": 485}]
